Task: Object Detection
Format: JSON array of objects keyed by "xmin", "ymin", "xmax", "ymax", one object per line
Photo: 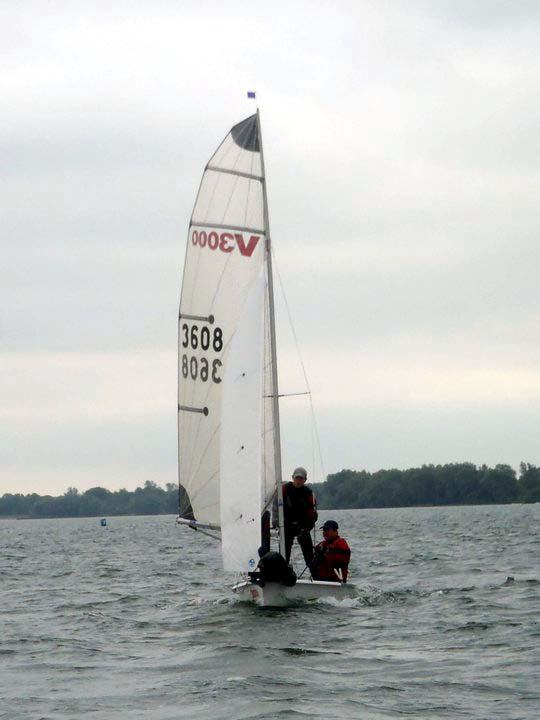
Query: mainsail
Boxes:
[{"xmin": 178, "ymin": 113, "xmax": 281, "ymax": 563}]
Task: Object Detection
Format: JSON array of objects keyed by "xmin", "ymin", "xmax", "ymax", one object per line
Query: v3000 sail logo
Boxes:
[{"xmin": 191, "ymin": 230, "xmax": 260, "ymax": 257}]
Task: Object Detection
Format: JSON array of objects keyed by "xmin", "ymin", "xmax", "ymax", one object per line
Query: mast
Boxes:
[{"xmin": 256, "ymin": 109, "xmax": 286, "ymax": 556}]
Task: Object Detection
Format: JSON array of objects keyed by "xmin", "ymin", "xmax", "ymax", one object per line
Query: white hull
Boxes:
[{"xmin": 232, "ymin": 578, "xmax": 355, "ymax": 607}]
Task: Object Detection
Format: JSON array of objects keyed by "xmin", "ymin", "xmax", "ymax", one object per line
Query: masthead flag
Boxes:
[{"xmin": 247, "ymin": 91, "xmax": 256, "ymax": 99}]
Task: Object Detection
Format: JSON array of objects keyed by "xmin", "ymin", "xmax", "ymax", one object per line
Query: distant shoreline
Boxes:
[
  {"xmin": 2, "ymin": 462, "xmax": 539, "ymax": 519},
  {"xmin": 0, "ymin": 499, "xmax": 534, "ymax": 523}
]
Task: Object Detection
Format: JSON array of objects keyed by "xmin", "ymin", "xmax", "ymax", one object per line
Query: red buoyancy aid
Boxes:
[{"xmin": 313, "ymin": 536, "xmax": 351, "ymax": 582}]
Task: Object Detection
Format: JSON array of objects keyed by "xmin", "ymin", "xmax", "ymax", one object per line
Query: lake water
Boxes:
[{"xmin": 1, "ymin": 504, "xmax": 539, "ymax": 719}]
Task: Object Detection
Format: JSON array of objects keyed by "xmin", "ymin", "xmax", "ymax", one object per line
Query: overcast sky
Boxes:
[{"xmin": 3, "ymin": 1, "xmax": 540, "ymax": 495}]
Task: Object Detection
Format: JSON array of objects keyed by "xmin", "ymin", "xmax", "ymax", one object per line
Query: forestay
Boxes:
[{"xmin": 178, "ymin": 114, "xmax": 277, "ymax": 532}]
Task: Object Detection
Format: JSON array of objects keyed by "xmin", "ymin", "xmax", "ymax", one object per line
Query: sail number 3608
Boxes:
[
  {"xmin": 181, "ymin": 355, "xmax": 222, "ymax": 383},
  {"xmin": 181, "ymin": 324, "xmax": 223, "ymax": 352},
  {"xmin": 181, "ymin": 322, "xmax": 223, "ymax": 384}
]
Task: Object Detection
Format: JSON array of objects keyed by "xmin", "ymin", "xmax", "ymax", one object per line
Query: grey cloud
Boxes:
[
  {"xmin": 3, "ymin": 1, "xmax": 540, "ymax": 493},
  {"xmin": 1, "ymin": 413, "xmax": 175, "ymax": 494},
  {"xmin": 410, "ymin": 0, "xmax": 540, "ymax": 29}
]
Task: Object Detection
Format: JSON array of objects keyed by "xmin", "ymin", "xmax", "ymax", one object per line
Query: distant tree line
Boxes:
[
  {"xmin": 0, "ymin": 481, "xmax": 178, "ymax": 519},
  {"xmin": 1, "ymin": 463, "xmax": 540, "ymax": 519},
  {"xmin": 312, "ymin": 462, "xmax": 540, "ymax": 509}
]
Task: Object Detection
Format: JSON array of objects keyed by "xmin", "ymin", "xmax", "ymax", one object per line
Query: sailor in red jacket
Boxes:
[{"xmin": 312, "ymin": 520, "xmax": 351, "ymax": 583}]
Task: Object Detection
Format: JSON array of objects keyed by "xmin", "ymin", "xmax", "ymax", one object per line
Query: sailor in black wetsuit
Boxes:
[{"xmin": 280, "ymin": 467, "xmax": 318, "ymax": 566}]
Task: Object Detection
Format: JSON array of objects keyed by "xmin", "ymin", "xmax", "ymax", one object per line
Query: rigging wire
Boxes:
[{"xmin": 272, "ymin": 249, "xmax": 326, "ymax": 488}]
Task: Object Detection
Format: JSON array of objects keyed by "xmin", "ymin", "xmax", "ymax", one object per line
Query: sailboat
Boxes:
[{"xmin": 176, "ymin": 108, "xmax": 353, "ymax": 607}]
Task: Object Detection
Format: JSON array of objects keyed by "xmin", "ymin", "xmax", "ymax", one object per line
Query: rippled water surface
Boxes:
[{"xmin": 1, "ymin": 504, "xmax": 539, "ymax": 719}]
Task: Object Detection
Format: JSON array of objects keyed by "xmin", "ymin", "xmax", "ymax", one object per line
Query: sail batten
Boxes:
[
  {"xmin": 206, "ymin": 165, "xmax": 263, "ymax": 182},
  {"xmin": 189, "ymin": 221, "xmax": 265, "ymax": 234}
]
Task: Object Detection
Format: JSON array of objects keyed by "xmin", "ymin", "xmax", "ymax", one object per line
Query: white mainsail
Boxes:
[{"xmin": 178, "ymin": 113, "xmax": 279, "ymax": 541}]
